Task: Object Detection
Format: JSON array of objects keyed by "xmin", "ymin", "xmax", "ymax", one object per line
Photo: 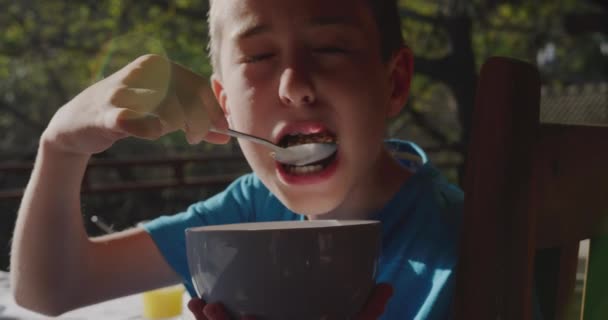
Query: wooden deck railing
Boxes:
[
  {"xmin": 0, "ymin": 154, "xmax": 248, "ymax": 200},
  {"xmin": 0, "ymin": 146, "xmax": 463, "ymax": 200}
]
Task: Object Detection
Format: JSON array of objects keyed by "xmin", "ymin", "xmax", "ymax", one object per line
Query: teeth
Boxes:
[
  {"xmin": 280, "ymin": 132, "xmax": 337, "ymax": 148},
  {"xmin": 287, "ymin": 164, "xmax": 324, "ymax": 175}
]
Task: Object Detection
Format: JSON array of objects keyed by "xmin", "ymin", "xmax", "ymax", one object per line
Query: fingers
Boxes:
[
  {"xmin": 204, "ymin": 130, "xmax": 231, "ymax": 145},
  {"xmin": 107, "ymin": 108, "xmax": 164, "ymax": 140},
  {"xmin": 107, "ymin": 85, "xmax": 184, "ymax": 137},
  {"xmin": 107, "ymin": 54, "xmax": 230, "ymax": 145},
  {"xmin": 184, "ymin": 103, "xmax": 230, "ymax": 145},
  {"xmin": 190, "ymin": 300, "xmax": 256, "ymax": 320},
  {"xmin": 171, "ymin": 61, "xmax": 230, "ymax": 145},
  {"xmin": 110, "ymin": 87, "xmax": 166, "ymax": 114},
  {"xmin": 187, "ymin": 298, "xmax": 209, "ymax": 320},
  {"xmin": 153, "ymin": 90, "xmax": 188, "ymax": 134},
  {"xmin": 182, "ymin": 102, "xmax": 230, "ymax": 145},
  {"xmin": 356, "ymin": 283, "xmax": 394, "ymax": 320},
  {"xmin": 203, "ymin": 303, "xmax": 231, "ymax": 320},
  {"xmin": 199, "ymin": 82, "xmax": 231, "ymax": 144},
  {"xmin": 182, "ymin": 98, "xmax": 212, "ymax": 145},
  {"xmin": 119, "ymin": 54, "xmax": 172, "ymax": 89}
]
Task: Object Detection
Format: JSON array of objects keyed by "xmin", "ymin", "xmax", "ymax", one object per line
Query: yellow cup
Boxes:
[{"xmin": 142, "ymin": 284, "xmax": 185, "ymax": 319}]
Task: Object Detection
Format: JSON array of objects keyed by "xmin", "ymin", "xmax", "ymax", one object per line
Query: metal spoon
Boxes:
[{"xmin": 210, "ymin": 128, "xmax": 337, "ymax": 166}]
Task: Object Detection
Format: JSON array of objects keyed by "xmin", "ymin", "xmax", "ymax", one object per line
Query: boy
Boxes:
[{"xmin": 10, "ymin": 0, "xmax": 463, "ymax": 319}]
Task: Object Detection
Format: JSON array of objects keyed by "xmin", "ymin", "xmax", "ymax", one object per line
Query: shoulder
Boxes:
[
  {"xmin": 379, "ymin": 140, "xmax": 463, "ymax": 254},
  {"xmin": 381, "ymin": 164, "xmax": 463, "ymax": 245},
  {"xmin": 197, "ymin": 173, "xmax": 268, "ymax": 209},
  {"xmin": 385, "ymin": 139, "xmax": 463, "ymax": 222},
  {"xmin": 416, "ymin": 165, "xmax": 464, "ymax": 221},
  {"xmin": 220, "ymin": 172, "xmax": 267, "ymax": 195},
  {"xmin": 397, "ymin": 161, "xmax": 463, "ymax": 249},
  {"xmin": 198, "ymin": 172, "xmax": 297, "ymax": 222}
]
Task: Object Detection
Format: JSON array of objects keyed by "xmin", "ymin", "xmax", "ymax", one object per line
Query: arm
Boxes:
[
  {"xmin": 10, "ymin": 54, "xmax": 228, "ymax": 316},
  {"xmin": 11, "ymin": 151, "xmax": 179, "ymax": 313}
]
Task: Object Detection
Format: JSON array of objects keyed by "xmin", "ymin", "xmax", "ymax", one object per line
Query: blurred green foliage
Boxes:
[
  {"xmin": 0, "ymin": 0, "xmax": 606, "ymax": 272},
  {"xmin": 0, "ymin": 0, "xmax": 605, "ymax": 160},
  {"xmin": 0, "ymin": 0, "xmax": 220, "ymax": 160}
]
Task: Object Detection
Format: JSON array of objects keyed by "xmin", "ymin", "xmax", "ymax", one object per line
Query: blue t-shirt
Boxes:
[{"xmin": 143, "ymin": 140, "xmax": 463, "ymax": 319}]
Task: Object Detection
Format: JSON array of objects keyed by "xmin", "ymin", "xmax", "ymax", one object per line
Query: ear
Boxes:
[
  {"xmin": 387, "ymin": 47, "xmax": 414, "ymax": 118},
  {"xmin": 211, "ymin": 73, "xmax": 230, "ymax": 117}
]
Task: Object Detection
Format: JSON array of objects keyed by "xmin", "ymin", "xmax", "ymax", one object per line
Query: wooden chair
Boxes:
[{"xmin": 452, "ymin": 56, "xmax": 608, "ymax": 320}]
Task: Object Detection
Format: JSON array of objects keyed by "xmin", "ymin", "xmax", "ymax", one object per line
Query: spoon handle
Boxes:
[{"xmin": 210, "ymin": 128, "xmax": 279, "ymax": 151}]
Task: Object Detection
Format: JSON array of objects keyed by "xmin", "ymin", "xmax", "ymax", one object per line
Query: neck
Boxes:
[{"xmin": 308, "ymin": 147, "xmax": 412, "ymax": 220}]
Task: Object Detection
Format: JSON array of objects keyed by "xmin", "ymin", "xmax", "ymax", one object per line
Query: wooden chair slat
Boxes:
[
  {"xmin": 534, "ymin": 125, "xmax": 608, "ymax": 248},
  {"xmin": 453, "ymin": 56, "xmax": 608, "ymax": 320},
  {"xmin": 453, "ymin": 56, "xmax": 540, "ymax": 320},
  {"xmin": 582, "ymin": 235, "xmax": 608, "ymax": 320}
]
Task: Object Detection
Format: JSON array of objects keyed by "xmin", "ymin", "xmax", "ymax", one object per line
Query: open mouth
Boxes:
[{"xmin": 277, "ymin": 131, "xmax": 338, "ymax": 176}]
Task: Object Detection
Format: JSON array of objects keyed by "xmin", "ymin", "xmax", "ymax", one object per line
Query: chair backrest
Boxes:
[{"xmin": 452, "ymin": 56, "xmax": 608, "ymax": 320}]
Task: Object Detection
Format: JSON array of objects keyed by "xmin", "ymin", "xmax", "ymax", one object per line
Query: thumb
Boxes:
[
  {"xmin": 187, "ymin": 298, "xmax": 208, "ymax": 320},
  {"xmin": 108, "ymin": 108, "xmax": 164, "ymax": 140},
  {"xmin": 204, "ymin": 116, "xmax": 231, "ymax": 144},
  {"xmin": 199, "ymin": 80, "xmax": 231, "ymax": 145},
  {"xmin": 202, "ymin": 303, "xmax": 231, "ymax": 320}
]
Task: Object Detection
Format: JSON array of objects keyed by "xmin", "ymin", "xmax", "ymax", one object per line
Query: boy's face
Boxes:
[{"xmin": 211, "ymin": 0, "xmax": 411, "ymax": 215}]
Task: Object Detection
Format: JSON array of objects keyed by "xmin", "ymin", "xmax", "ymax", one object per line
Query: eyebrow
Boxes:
[
  {"xmin": 232, "ymin": 16, "xmax": 359, "ymax": 42},
  {"xmin": 309, "ymin": 16, "xmax": 359, "ymax": 29},
  {"xmin": 233, "ymin": 23, "xmax": 271, "ymax": 41}
]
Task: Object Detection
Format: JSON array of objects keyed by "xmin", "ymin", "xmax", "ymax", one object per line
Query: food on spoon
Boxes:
[{"xmin": 279, "ymin": 132, "xmax": 338, "ymax": 148}]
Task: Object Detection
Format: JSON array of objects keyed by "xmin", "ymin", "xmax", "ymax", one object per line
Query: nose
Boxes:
[{"xmin": 278, "ymin": 67, "xmax": 316, "ymax": 107}]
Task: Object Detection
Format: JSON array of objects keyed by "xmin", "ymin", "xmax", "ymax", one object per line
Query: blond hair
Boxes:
[
  {"xmin": 207, "ymin": 0, "xmax": 222, "ymax": 75},
  {"xmin": 206, "ymin": 0, "xmax": 404, "ymax": 75}
]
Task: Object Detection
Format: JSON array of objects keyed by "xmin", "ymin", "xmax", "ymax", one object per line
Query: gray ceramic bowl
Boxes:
[{"xmin": 185, "ymin": 220, "xmax": 381, "ymax": 320}]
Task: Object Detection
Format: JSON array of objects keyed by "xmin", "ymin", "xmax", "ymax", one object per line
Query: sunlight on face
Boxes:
[{"xmin": 209, "ymin": 0, "xmax": 401, "ymax": 217}]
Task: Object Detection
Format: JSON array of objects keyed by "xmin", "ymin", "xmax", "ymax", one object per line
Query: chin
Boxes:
[{"xmin": 275, "ymin": 190, "xmax": 344, "ymax": 216}]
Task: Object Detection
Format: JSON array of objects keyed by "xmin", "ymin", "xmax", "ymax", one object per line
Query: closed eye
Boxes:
[
  {"xmin": 242, "ymin": 53, "xmax": 275, "ymax": 63},
  {"xmin": 314, "ymin": 47, "xmax": 349, "ymax": 54}
]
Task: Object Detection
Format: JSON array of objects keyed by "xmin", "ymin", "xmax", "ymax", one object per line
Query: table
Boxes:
[{"xmin": 0, "ymin": 272, "xmax": 193, "ymax": 320}]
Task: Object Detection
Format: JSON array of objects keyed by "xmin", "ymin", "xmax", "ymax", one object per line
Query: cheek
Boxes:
[
  {"xmin": 224, "ymin": 83, "xmax": 257, "ymax": 125},
  {"xmin": 225, "ymin": 75, "xmax": 277, "ymax": 125},
  {"xmin": 320, "ymin": 60, "xmax": 388, "ymax": 102},
  {"xmin": 332, "ymin": 81, "xmax": 388, "ymax": 123},
  {"xmin": 239, "ymin": 141, "xmax": 263, "ymax": 161},
  {"xmin": 242, "ymin": 63, "xmax": 278, "ymax": 84},
  {"xmin": 337, "ymin": 88, "xmax": 389, "ymax": 145}
]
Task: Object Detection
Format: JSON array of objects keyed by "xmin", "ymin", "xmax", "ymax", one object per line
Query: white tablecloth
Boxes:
[{"xmin": 0, "ymin": 272, "xmax": 192, "ymax": 320}]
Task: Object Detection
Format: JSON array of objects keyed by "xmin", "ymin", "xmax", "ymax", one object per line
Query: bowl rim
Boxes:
[{"xmin": 185, "ymin": 219, "xmax": 380, "ymax": 233}]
